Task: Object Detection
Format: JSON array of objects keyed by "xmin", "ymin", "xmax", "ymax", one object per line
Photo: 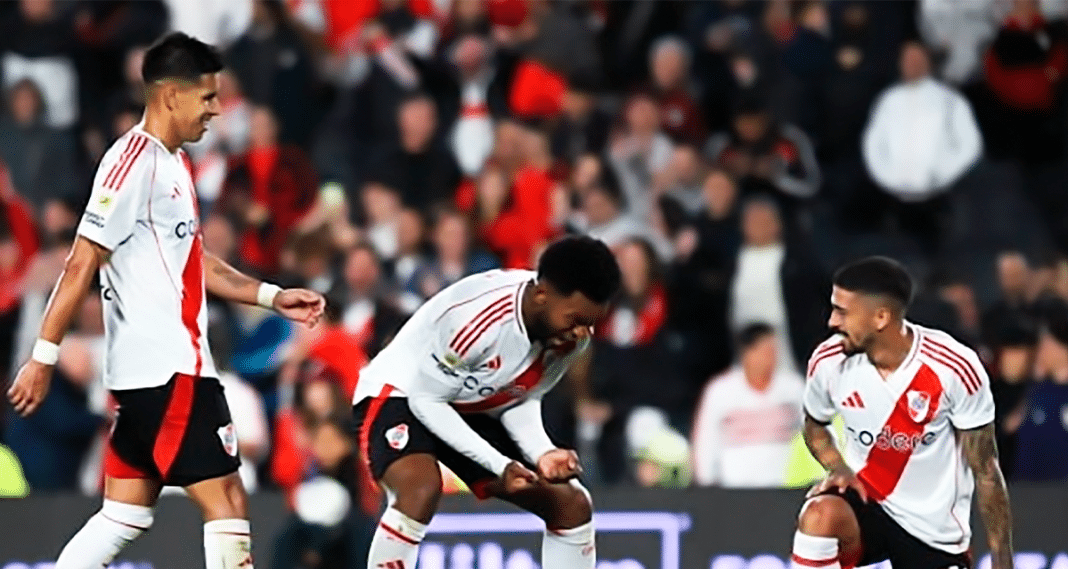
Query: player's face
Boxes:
[
  {"xmin": 174, "ymin": 73, "xmax": 220, "ymax": 143},
  {"xmin": 827, "ymin": 286, "xmax": 877, "ymax": 355},
  {"xmin": 531, "ymin": 285, "xmax": 608, "ymax": 346}
]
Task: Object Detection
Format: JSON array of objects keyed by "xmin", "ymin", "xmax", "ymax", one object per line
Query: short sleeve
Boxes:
[
  {"xmin": 78, "ymin": 135, "xmax": 153, "ymax": 251},
  {"xmin": 947, "ymin": 346, "xmax": 995, "ymax": 430},
  {"xmin": 803, "ymin": 345, "xmax": 841, "ymax": 423}
]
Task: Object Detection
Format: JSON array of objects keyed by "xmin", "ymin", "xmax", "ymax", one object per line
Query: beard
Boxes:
[
  {"xmin": 835, "ymin": 329, "xmax": 869, "ymax": 356},
  {"xmin": 526, "ymin": 315, "xmax": 556, "ymax": 343}
]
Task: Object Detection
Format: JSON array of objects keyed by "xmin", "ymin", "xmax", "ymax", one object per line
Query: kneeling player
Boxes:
[{"xmin": 353, "ymin": 236, "xmax": 621, "ymax": 569}]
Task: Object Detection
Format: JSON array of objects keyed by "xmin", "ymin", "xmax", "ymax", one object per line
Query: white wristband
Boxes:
[
  {"xmin": 257, "ymin": 283, "xmax": 282, "ymax": 310},
  {"xmin": 31, "ymin": 339, "xmax": 59, "ymax": 366}
]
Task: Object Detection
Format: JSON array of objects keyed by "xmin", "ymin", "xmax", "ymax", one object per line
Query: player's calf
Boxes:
[
  {"xmin": 187, "ymin": 474, "xmax": 254, "ymax": 569},
  {"xmin": 791, "ymin": 495, "xmax": 860, "ymax": 569}
]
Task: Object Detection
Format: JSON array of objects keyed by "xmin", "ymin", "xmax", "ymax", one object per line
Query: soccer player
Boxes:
[
  {"xmin": 352, "ymin": 235, "xmax": 621, "ymax": 569},
  {"xmin": 793, "ymin": 257, "xmax": 1013, "ymax": 569},
  {"xmin": 6, "ymin": 33, "xmax": 324, "ymax": 569}
]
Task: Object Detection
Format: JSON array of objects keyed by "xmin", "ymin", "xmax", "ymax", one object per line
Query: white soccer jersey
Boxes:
[
  {"xmin": 355, "ymin": 269, "xmax": 586, "ymax": 475},
  {"xmin": 77, "ymin": 123, "xmax": 217, "ymax": 390},
  {"xmin": 803, "ymin": 322, "xmax": 995, "ymax": 554},
  {"xmin": 691, "ymin": 366, "xmax": 804, "ymax": 488}
]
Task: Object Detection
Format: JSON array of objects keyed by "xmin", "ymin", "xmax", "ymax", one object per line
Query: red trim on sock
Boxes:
[
  {"xmin": 101, "ymin": 514, "xmax": 149, "ymax": 532},
  {"xmin": 791, "ymin": 553, "xmax": 839, "ymax": 567}
]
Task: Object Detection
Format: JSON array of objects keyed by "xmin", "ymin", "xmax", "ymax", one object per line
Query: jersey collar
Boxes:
[
  {"xmin": 514, "ymin": 279, "xmax": 530, "ymax": 340},
  {"xmin": 132, "ymin": 120, "xmax": 176, "ymax": 154}
]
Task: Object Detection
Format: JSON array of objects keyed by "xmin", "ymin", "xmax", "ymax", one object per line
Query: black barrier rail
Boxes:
[{"xmin": 1, "ymin": 486, "xmax": 1066, "ymax": 569}]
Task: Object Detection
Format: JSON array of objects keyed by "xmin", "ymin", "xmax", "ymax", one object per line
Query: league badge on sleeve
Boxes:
[{"xmin": 385, "ymin": 423, "xmax": 410, "ymax": 450}]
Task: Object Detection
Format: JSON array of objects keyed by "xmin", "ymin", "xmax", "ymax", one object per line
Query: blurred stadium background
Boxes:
[{"xmin": 0, "ymin": 0, "xmax": 1067, "ymax": 567}]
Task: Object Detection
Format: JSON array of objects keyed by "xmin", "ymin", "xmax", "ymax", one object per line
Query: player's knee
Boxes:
[
  {"xmin": 798, "ymin": 495, "xmax": 852, "ymax": 536},
  {"xmin": 392, "ymin": 474, "xmax": 442, "ymax": 522},
  {"xmin": 548, "ymin": 482, "xmax": 593, "ymax": 529}
]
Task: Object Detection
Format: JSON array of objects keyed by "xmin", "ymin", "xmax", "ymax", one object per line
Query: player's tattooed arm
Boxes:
[
  {"xmin": 961, "ymin": 423, "xmax": 1014, "ymax": 569},
  {"xmin": 803, "ymin": 414, "xmax": 846, "ymax": 471},
  {"xmin": 203, "ymin": 251, "xmax": 259, "ymax": 304}
]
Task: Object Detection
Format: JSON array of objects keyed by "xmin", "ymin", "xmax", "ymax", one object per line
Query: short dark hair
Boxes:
[
  {"xmin": 833, "ymin": 256, "xmax": 915, "ymax": 312},
  {"xmin": 537, "ymin": 236, "xmax": 621, "ymax": 304},
  {"xmin": 141, "ymin": 32, "xmax": 223, "ymax": 84},
  {"xmin": 737, "ymin": 322, "xmax": 775, "ymax": 352}
]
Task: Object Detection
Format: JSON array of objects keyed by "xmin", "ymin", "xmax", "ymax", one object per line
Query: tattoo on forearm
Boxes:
[
  {"xmin": 963, "ymin": 425, "xmax": 1013, "ymax": 567},
  {"xmin": 804, "ymin": 418, "xmax": 845, "ymax": 470}
]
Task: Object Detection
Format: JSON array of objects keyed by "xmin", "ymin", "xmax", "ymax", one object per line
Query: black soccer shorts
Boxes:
[
  {"xmin": 817, "ymin": 488, "xmax": 972, "ymax": 569},
  {"xmin": 353, "ymin": 393, "xmax": 531, "ymax": 499},
  {"xmin": 106, "ymin": 373, "xmax": 241, "ymax": 487}
]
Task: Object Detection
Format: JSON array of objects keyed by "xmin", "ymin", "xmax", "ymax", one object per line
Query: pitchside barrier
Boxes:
[{"xmin": 0, "ymin": 486, "xmax": 1065, "ymax": 569}]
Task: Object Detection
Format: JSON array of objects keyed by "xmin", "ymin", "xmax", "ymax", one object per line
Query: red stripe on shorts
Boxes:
[{"xmin": 152, "ymin": 373, "xmax": 198, "ymax": 480}]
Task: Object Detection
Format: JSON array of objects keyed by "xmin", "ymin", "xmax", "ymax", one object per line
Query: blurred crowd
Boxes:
[{"xmin": 3, "ymin": 1, "xmax": 1068, "ymax": 560}]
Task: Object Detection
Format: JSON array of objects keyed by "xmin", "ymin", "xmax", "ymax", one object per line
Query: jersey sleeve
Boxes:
[
  {"xmin": 803, "ymin": 343, "xmax": 842, "ymax": 423},
  {"xmin": 78, "ymin": 136, "xmax": 153, "ymax": 251},
  {"xmin": 407, "ymin": 303, "xmax": 514, "ymax": 476},
  {"xmin": 946, "ymin": 344, "xmax": 995, "ymax": 430}
]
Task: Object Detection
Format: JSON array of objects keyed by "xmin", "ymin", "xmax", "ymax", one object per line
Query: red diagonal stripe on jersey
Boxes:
[
  {"xmin": 790, "ymin": 554, "xmax": 839, "ymax": 567},
  {"xmin": 103, "ymin": 135, "xmax": 139, "ymax": 188},
  {"xmin": 857, "ymin": 363, "xmax": 943, "ymax": 502},
  {"xmin": 112, "ymin": 136, "xmax": 149, "ymax": 190},
  {"xmin": 922, "ymin": 339, "xmax": 982, "ymax": 394},
  {"xmin": 152, "ymin": 373, "xmax": 197, "ymax": 479},
  {"xmin": 449, "ymin": 295, "xmax": 510, "ymax": 351},
  {"xmin": 456, "ymin": 304, "xmax": 513, "ymax": 356},
  {"xmin": 180, "ymin": 231, "xmax": 204, "ymax": 376},
  {"xmin": 814, "ymin": 341, "xmax": 843, "ymax": 358},
  {"xmin": 453, "ymin": 355, "xmax": 545, "ymax": 413},
  {"xmin": 807, "ymin": 346, "xmax": 844, "ymax": 378},
  {"xmin": 920, "ymin": 348, "xmax": 978, "ymax": 395}
]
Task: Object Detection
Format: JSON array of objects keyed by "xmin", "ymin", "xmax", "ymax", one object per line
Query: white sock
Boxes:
[
  {"xmin": 791, "ymin": 531, "xmax": 841, "ymax": 569},
  {"xmin": 543, "ymin": 521, "xmax": 595, "ymax": 569},
  {"xmin": 55, "ymin": 499, "xmax": 154, "ymax": 569},
  {"xmin": 204, "ymin": 518, "xmax": 253, "ymax": 569},
  {"xmin": 368, "ymin": 507, "xmax": 427, "ymax": 569}
]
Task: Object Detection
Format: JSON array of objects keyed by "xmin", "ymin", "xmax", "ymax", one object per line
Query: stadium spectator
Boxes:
[
  {"xmin": 982, "ymin": 251, "xmax": 1044, "ymax": 349},
  {"xmin": 655, "ymin": 144, "xmax": 709, "ymax": 226},
  {"xmin": 608, "ymin": 92, "xmax": 674, "ymax": 223},
  {"xmin": 1013, "ymin": 302, "xmax": 1068, "ymax": 480},
  {"xmin": 669, "ymin": 169, "xmax": 743, "ymax": 385},
  {"xmin": 335, "ymin": 243, "xmax": 406, "ymax": 359},
  {"xmin": 443, "ymin": 33, "xmax": 504, "ymax": 178},
  {"xmin": 412, "ymin": 207, "xmax": 498, "ymax": 300},
  {"xmin": 579, "ymin": 239, "xmax": 687, "ymax": 484},
  {"xmin": 227, "ymin": 0, "xmax": 322, "ymax": 147},
  {"xmin": 0, "ymin": 79, "xmax": 79, "ymax": 211},
  {"xmin": 862, "ymin": 40, "xmax": 982, "ymax": 255},
  {"xmin": 988, "ymin": 320, "xmax": 1038, "ymax": 479},
  {"xmin": 279, "ymin": 297, "xmax": 367, "ymax": 403},
  {"xmin": 4, "ymin": 293, "xmax": 103, "ymax": 491},
  {"xmin": 982, "ymin": 0, "xmax": 1068, "ymax": 162},
  {"xmin": 550, "ymin": 80, "xmax": 613, "ymax": 166},
  {"xmin": 571, "ymin": 177, "xmax": 673, "ymax": 263},
  {"xmin": 691, "ymin": 323, "xmax": 804, "ymax": 488},
  {"xmin": 387, "ymin": 208, "xmax": 429, "ymax": 314},
  {"xmin": 162, "ymin": 0, "xmax": 252, "ymax": 49},
  {"xmin": 0, "ymin": 174, "xmax": 39, "ymax": 379},
  {"xmin": 919, "ymin": 0, "xmax": 997, "ymax": 84},
  {"xmin": 0, "ymin": 0, "xmax": 80, "ymax": 129},
  {"xmin": 271, "ymin": 418, "xmax": 374, "ymax": 569},
  {"xmin": 217, "ymin": 105, "xmax": 320, "ymax": 279},
  {"xmin": 646, "ymin": 36, "xmax": 706, "ymax": 146},
  {"xmin": 729, "ymin": 197, "xmax": 828, "ymax": 373},
  {"xmin": 366, "ymin": 93, "xmax": 462, "ymax": 212},
  {"xmin": 705, "ymin": 95, "xmax": 821, "ymax": 204},
  {"xmin": 478, "ymin": 127, "xmax": 558, "ymax": 269}
]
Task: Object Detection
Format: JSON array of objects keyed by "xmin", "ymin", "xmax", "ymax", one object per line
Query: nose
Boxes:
[{"xmin": 827, "ymin": 312, "xmax": 839, "ymax": 330}]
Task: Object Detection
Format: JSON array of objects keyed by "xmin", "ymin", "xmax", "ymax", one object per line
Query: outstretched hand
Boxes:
[{"xmin": 274, "ymin": 288, "xmax": 326, "ymax": 328}]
